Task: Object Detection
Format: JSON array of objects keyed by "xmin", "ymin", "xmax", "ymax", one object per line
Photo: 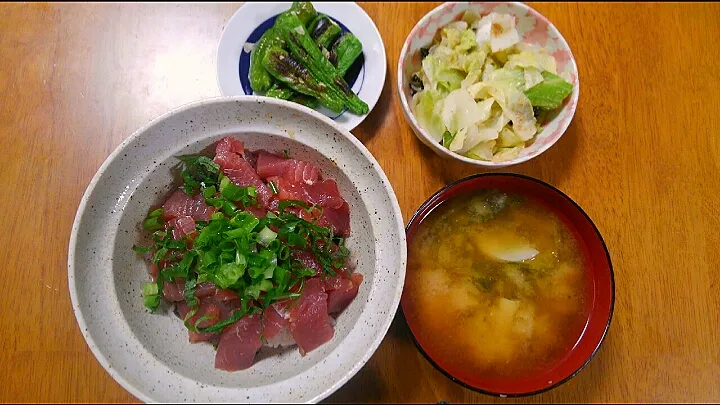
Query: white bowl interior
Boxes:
[
  {"xmin": 69, "ymin": 97, "xmax": 406, "ymax": 403},
  {"xmin": 397, "ymin": 2, "xmax": 579, "ymax": 167}
]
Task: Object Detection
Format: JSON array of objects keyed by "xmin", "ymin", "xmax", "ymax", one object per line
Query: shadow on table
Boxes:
[
  {"xmin": 321, "ymin": 354, "xmax": 388, "ymax": 404},
  {"xmin": 354, "ymin": 60, "xmax": 393, "ymax": 145},
  {"xmin": 322, "ymin": 307, "xmax": 409, "ymax": 404}
]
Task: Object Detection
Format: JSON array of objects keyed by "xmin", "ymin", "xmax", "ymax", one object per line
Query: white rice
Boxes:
[{"xmin": 265, "ymin": 327, "xmax": 296, "ymax": 348}]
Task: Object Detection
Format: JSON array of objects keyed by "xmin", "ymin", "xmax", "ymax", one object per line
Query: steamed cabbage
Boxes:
[{"xmin": 409, "ymin": 12, "xmax": 574, "ymax": 162}]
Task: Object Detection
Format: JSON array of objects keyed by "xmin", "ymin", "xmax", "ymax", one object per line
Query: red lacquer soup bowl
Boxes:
[{"xmin": 402, "ymin": 173, "xmax": 615, "ymax": 397}]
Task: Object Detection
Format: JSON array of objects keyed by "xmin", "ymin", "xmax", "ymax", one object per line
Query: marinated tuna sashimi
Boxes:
[
  {"xmin": 262, "ymin": 305, "xmax": 290, "ymax": 341},
  {"xmin": 289, "ymin": 278, "xmax": 335, "ymax": 355},
  {"xmin": 177, "ymin": 300, "xmax": 221, "ymax": 343},
  {"xmin": 324, "ymin": 273, "xmax": 363, "ymax": 314},
  {"xmin": 269, "ymin": 176, "xmax": 346, "ymax": 210},
  {"xmin": 214, "ymin": 145, "xmax": 274, "ymax": 207},
  {"xmin": 256, "ymin": 150, "xmax": 321, "ymax": 185},
  {"xmin": 162, "ymin": 190, "xmax": 215, "ymax": 221},
  {"xmin": 215, "ymin": 314, "xmax": 263, "ymax": 371},
  {"xmin": 133, "ymin": 135, "xmax": 362, "ymax": 371}
]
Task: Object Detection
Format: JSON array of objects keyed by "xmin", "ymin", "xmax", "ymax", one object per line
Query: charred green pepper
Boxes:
[
  {"xmin": 262, "ymin": 47, "xmax": 344, "ymax": 112},
  {"xmin": 276, "ymin": 13, "xmax": 368, "ymax": 115},
  {"xmin": 289, "ymin": 1, "xmax": 317, "ymax": 26},
  {"xmin": 309, "ymin": 14, "xmax": 342, "ymax": 49},
  {"xmin": 265, "ymin": 83, "xmax": 294, "ymax": 100},
  {"xmin": 290, "ymin": 94, "xmax": 320, "ymax": 108},
  {"xmin": 331, "ymin": 32, "xmax": 363, "ymax": 76},
  {"xmin": 249, "ymin": 27, "xmax": 285, "ymax": 93}
]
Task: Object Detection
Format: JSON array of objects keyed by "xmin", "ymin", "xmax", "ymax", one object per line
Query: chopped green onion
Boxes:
[
  {"xmin": 184, "ymin": 277, "xmax": 199, "ymax": 310},
  {"xmin": 152, "ymin": 248, "xmax": 168, "ymax": 264},
  {"xmin": 178, "ymin": 155, "xmax": 220, "ymax": 196},
  {"xmin": 278, "ymin": 199, "xmax": 310, "ymax": 212},
  {"xmin": 269, "ymin": 181, "xmax": 279, "ymax": 194},
  {"xmin": 257, "ymin": 226, "xmax": 278, "ymax": 247},
  {"xmin": 143, "ymin": 216, "xmax": 164, "ymax": 232},
  {"xmin": 195, "ymin": 310, "xmax": 244, "ymax": 333},
  {"xmin": 192, "ymin": 314, "xmax": 217, "ymax": 331},
  {"xmin": 215, "ymin": 262, "xmax": 246, "ymax": 289},
  {"xmin": 143, "ymin": 282, "xmax": 161, "ymax": 312},
  {"xmin": 244, "ymin": 280, "xmax": 273, "ymax": 300},
  {"xmin": 219, "ymin": 176, "xmax": 257, "ymax": 206},
  {"xmin": 160, "ymin": 265, "xmax": 187, "ymax": 280},
  {"xmin": 132, "ymin": 245, "xmax": 153, "ymax": 254},
  {"xmin": 264, "ymin": 265, "xmax": 275, "ymax": 279},
  {"xmin": 148, "ymin": 208, "xmax": 164, "ymax": 218}
]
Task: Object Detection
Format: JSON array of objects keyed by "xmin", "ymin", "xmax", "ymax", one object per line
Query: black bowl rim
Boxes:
[{"xmin": 401, "ymin": 172, "xmax": 616, "ymax": 398}]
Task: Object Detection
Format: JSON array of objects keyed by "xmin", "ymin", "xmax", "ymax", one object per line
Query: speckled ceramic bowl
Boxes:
[
  {"xmin": 397, "ymin": 2, "xmax": 580, "ymax": 168},
  {"xmin": 68, "ymin": 96, "xmax": 406, "ymax": 403}
]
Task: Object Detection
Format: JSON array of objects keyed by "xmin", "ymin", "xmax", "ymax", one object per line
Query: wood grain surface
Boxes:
[{"xmin": 1, "ymin": 2, "xmax": 719, "ymax": 403}]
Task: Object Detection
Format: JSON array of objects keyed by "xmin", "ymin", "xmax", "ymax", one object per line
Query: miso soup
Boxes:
[{"xmin": 404, "ymin": 189, "xmax": 590, "ymax": 380}]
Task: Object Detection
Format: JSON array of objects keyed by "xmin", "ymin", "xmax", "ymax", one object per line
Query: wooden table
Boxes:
[{"xmin": 2, "ymin": 2, "xmax": 719, "ymax": 403}]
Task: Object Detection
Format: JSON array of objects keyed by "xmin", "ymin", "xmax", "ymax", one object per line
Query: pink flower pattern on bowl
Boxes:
[{"xmin": 397, "ymin": 2, "xmax": 579, "ymax": 167}]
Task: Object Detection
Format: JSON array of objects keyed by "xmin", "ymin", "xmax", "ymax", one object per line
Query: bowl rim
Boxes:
[
  {"xmin": 67, "ymin": 95, "xmax": 407, "ymax": 403},
  {"xmin": 396, "ymin": 1, "xmax": 580, "ymax": 168},
  {"xmin": 401, "ymin": 172, "xmax": 615, "ymax": 397}
]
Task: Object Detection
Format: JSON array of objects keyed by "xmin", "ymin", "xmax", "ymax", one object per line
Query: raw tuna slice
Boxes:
[
  {"xmin": 194, "ymin": 282, "xmax": 217, "ymax": 299},
  {"xmin": 256, "ymin": 151, "xmax": 321, "ymax": 185},
  {"xmin": 213, "ymin": 137, "xmax": 273, "ymax": 207},
  {"xmin": 270, "ymin": 177, "xmax": 346, "ymax": 210},
  {"xmin": 291, "ymin": 251, "xmax": 323, "ymax": 275},
  {"xmin": 163, "ymin": 279, "xmax": 186, "ymax": 302},
  {"xmin": 288, "ymin": 278, "xmax": 334, "ymax": 355},
  {"xmin": 176, "ymin": 300, "xmax": 221, "ymax": 343},
  {"xmin": 262, "ymin": 305, "xmax": 289, "ymax": 341},
  {"xmin": 168, "ymin": 216, "xmax": 196, "ymax": 240},
  {"xmin": 222, "ymin": 162, "xmax": 273, "ymax": 208},
  {"xmin": 147, "ymin": 263, "xmax": 159, "ymax": 281},
  {"xmin": 213, "ymin": 288, "xmax": 239, "ymax": 302},
  {"xmin": 316, "ymin": 201, "xmax": 351, "ymax": 237},
  {"xmin": 214, "ymin": 137, "xmax": 247, "ymax": 171},
  {"xmin": 306, "ymin": 179, "xmax": 345, "ymax": 209},
  {"xmin": 324, "ymin": 273, "xmax": 363, "ymax": 314},
  {"xmin": 163, "ymin": 190, "xmax": 215, "ymax": 221},
  {"xmin": 245, "ymin": 205, "xmax": 268, "ymax": 219},
  {"xmin": 244, "ymin": 149, "xmax": 259, "ymax": 169},
  {"xmin": 215, "ymin": 298, "xmax": 242, "ymax": 321},
  {"xmin": 215, "ymin": 314, "xmax": 263, "ymax": 371},
  {"xmin": 215, "ymin": 136, "xmax": 245, "ymax": 156}
]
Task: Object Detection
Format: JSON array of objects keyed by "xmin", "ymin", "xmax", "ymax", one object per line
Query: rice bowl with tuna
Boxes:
[
  {"xmin": 134, "ymin": 135, "xmax": 364, "ymax": 371},
  {"xmin": 68, "ymin": 96, "xmax": 406, "ymax": 402}
]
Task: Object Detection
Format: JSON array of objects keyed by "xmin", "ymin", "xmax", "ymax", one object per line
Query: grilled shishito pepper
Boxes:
[
  {"xmin": 275, "ymin": 14, "xmax": 369, "ymax": 115},
  {"xmin": 290, "ymin": 94, "xmax": 320, "ymax": 108},
  {"xmin": 331, "ymin": 32, "xmax": 363, "ymax": 76},
  {"xmin": 309, "ymin": 14, "xmax": 342, "ymax": 49},
  {"xmin": 265, "ymin": 83, "xmax": 294, "ymax": 100},
  {"xmin": 250, "ymin": 2, "xmax": 315, "ymax": 93},
  {"xmin": 249, "ymin": 28, "xmax": 285, "ymax": 93},
  {"xmin": 289, "ymin": 1, "xmax": 317, "ymax": 26},
  {"xmin": 262, "ymin": 47, "xmax": 344, "ymax": 112}
]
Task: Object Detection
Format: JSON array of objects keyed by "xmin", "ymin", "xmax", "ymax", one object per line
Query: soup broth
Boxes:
[{"xmin": 404, "ymin": 189, "xmax": 590, "ymax": 379}]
